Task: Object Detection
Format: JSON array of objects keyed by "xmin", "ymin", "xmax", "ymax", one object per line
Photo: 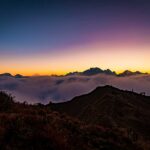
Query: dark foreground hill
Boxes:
[
  {"xmin": 51, "ymin": 86, "xmax": 150, "ymax": 148},
  {"xmin": 0, "ymin": 90, "xmax": 144, "ymax": 150}
]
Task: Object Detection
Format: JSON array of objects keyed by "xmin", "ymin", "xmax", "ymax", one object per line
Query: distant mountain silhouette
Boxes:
[
  {"xmin": 82, "ymin": 68, "xmax": 116, "ymax": 76},
  {"xmin": 51, "ymin": 85, "xmax": 150, "ymax": 143},
  {"xmin": 118, "ymin": 70, "xmax": 146, "ymax": 77},
  {"xmin": 0, "ymin": 73, "xmax": 13, "ymax": 77},
  {"xmin": 66, "ymin": 67, "xmax": 146, "ymax": 76},
  {"xmin": 14, "ymin": 74, "xmax": 24, "ymax": 78},
  {"xmin": 66, "ymin": 67, "xmax": 116, "ymax": 76},
  {"xmin": 0, "ymin": 68, "xmax": 147, "ymax": 77},
  {"xmin": 0, "ymin": 73, "xmax": 26, "ymax": 78}
]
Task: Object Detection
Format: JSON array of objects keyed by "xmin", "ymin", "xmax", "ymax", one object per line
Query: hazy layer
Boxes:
[{"xmin": 0, "ymin": 74, "xmax": 149, "ymax": 104}]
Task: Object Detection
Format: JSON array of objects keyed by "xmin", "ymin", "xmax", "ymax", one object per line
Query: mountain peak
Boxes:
[
  {"xmin": 66, "ymin": 67, "xmax": 116, "ymax": 76},
  {"xmin": 82, "ymin": 67, "xmax": 103, "ymax": 75},
  {"xmin": 93, "ymin": 85, "xmax": 119, "ymax": 93},
  {"xmin": 0, "ymin": 73, "xmax": 13, "ymax": 77},
  {"xmin": 118, "ymin": 70, "xmax": 144, "ymax": 77},
  {"xmin": 66, "ymin": 67, "xmax": 146, "ymax": 77},
  {"xmin": 15, "ymin": 74, "xmax": 24, "ymax": 78},
  {"xmin": 51, "ymin": 85, "xmax": 150, "ymax": 143}
]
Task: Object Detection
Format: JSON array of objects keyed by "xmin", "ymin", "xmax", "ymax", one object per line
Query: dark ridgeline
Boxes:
[
  {"xmin": 66, "ymin": 67, "xmax": 116, "ymax": 76},
  {"xmin": 117, "ymin": 70, "xmax": 146, "ymax": 77},
  {"xmin": 66, "ymin": 67, "xmax": 146, "ymax": 76},
  {"xmin": 0, "ymin": 73, "xmax": 27, "ymax": 78},
  {"xmin": 51, "ymin": 85, "xmax": 150, "ymax": 149},
  {"xmin": 51, "ymin": 86, "xmax": 150, "ymax": 132},
  {"xmin": 0, "ymin": 67, "xmax": 147, "ymax": 78},
  {"xmin": 0, "ymin": 86, "xmax": 150, "ymax": 150}
]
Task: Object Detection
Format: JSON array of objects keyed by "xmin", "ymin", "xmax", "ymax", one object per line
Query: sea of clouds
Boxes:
[{"xmin": 0, "ymin": 74, "xmax": 150, "ymax": 104}]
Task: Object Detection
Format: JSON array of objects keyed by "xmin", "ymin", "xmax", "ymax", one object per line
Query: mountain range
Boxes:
[
  {"xmin": 117, "ymin": 70, "xmax": 145, "ymax": 77},
  {"xmin": 0, "ymin": 73, "xmax": 26, "ymax": 78},
  {"xmin": 0, "ymin": 67, "xmax": 147, "ymax": 78},
  {"xmin": 65, "ymin": 68, "xmax": 147, "ymax": 76}
]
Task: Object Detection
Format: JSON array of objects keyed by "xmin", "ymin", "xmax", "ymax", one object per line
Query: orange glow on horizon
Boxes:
[{"xmin": 1, "ymin": 41, "xmax": 150, "ymax": 76}]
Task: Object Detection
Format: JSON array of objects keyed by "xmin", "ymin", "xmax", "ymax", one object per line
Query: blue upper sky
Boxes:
[{"xmin": 0, "ymin": 0, "xmax": 149, "ymax": 52}]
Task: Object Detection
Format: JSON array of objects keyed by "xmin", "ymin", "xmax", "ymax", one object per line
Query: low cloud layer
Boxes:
[{"xmin": 0, "ymin": 74, "xmax": 150, "ymax": 104}]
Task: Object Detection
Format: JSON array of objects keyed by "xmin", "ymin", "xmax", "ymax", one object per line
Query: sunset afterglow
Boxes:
[{"xmin": 0, "ymin": 0, "xmax": 150, "ymax": 75}]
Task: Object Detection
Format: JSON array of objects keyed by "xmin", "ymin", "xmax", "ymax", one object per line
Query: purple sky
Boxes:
[{"xmin": 0, "ymin": 0, "xmax": 150, "ymax": 75}]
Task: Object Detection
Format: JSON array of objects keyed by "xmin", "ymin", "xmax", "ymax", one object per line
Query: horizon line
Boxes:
[{"xmin": 0, "ymin": 67, "xmax": 149, "ymax": 76}]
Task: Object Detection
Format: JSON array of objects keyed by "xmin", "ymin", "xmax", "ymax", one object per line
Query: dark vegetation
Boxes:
[
  {"xmin": 0, "ymin": 86, "xmax": 149, "ymax": 149},
  {"xmin": 51, "ymin": 86, "xmax": 150, "ymax": 149}
]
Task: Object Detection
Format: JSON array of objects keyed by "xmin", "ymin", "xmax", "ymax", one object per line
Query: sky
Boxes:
[{"xmin": 0, "ymin": 0, "xmax": 150, "ymax": 75}]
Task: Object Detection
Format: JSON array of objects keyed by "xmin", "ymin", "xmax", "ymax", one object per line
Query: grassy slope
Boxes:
[
  {"xmin": 0, "ymin": 91, "xmax": 143, "ymax": 150},
  {"xmin": 50, "ymin": 86, "xmax": 150, "ymax": 149}
]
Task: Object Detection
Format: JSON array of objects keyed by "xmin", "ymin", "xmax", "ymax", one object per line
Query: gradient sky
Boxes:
[{"xmin": 0, "ymin": 0, "xmax": 150, "ymax": 75}]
